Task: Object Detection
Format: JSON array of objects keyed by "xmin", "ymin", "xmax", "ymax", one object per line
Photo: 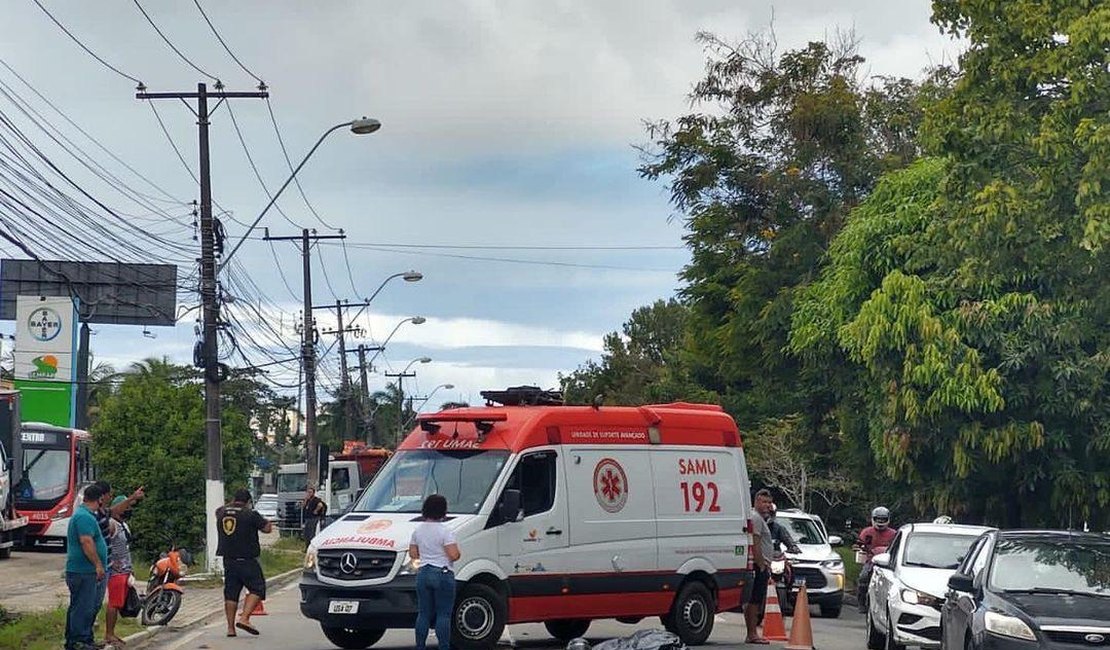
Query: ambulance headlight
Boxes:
[
  {"xmin": 399, "ymin": 555, "xmax": 421, "ymax": 575},
  {"xmin": 304, "ymin": 548, "xmax": 317, "ymax": 571}
]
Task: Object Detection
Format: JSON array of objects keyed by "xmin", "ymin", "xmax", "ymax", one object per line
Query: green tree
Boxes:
[
  {"xmin": 560, "ymin": 299, "xmax": 711, "ymax": 405},
  {"xmin": 92, "ymin": 358, "xmax": 254, "ymax": 560},
  {"xmin": 638, "ymin": 30, "xmax": 930, "ymax": 428}
]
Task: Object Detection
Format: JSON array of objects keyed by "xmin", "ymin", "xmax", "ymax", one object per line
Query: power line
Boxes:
[
  {"xmin": 331, "ymin": 245, "xmax": 679, "ymax": 272},
  {"xmin": 331, "ymin": 241, "xmax": 685, "ymax": 251},
  {"xmin": 30, "ymin": 0, "xmax": 145, "ymax": 86},
  {"xmin": 264, "ymin": 97, "xmax": 338, "ymax": 231},
  {"xmin": 131, "ymin": 0, "xmax": 220, "ymax": 82},
  {"xmin": 224, "ymin": 100, "xmax": 300, "ymax": 228},
  {"xmin": 191, "ymin": 0, "xmax": 265, "ymax": 86},
  {"xmin": 340, "ymin": 238, "xmax": 361, "ymax": 296}
]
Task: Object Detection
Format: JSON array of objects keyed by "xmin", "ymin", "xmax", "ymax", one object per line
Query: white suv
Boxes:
[{"xmin": 775, "ymin": 509, "xmax": 847, "ymax": 618}]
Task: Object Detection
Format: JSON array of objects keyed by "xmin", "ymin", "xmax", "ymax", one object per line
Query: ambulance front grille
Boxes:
[{"xmin": 318, "ymin": 549, "xmax": 397, "ymax": 581}]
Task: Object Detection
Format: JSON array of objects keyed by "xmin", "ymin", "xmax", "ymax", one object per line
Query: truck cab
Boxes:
[{"xmin": 277, "ymin": 460, "xmax": 364, "ymax": 535}]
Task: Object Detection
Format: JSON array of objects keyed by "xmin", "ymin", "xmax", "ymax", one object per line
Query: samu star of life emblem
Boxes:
[{"xmin": 593, "ymin": 458, "xmax": 629, "ymax": 513}]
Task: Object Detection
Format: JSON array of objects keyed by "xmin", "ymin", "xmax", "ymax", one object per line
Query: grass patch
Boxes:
[
  {"xmin": 271, "ymin": 536, "xmax": 306, "ymax": 553},
  {"xmin": 836, "ymin": 546, "xmax": 862, "ymax": 588},
  {"xmin": 0, "ymin": 603, "xmax": 144, "ymax": 650},
  {"xmin": 260, "ymin": 546, "xmax": 305, "ymax": 577}
]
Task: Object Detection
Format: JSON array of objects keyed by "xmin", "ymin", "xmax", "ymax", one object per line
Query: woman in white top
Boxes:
[{"xmin": 409, "ymin": 494, "xmax": 462, "ymax": 650}]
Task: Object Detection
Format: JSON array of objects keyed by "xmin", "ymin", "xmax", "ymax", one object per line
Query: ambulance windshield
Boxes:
[{"xmin": 354, "ymin": 449, "xmax": 509, "ymax": 514}]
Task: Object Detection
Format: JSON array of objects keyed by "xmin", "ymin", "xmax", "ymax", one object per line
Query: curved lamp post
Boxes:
[{"xmin": 219, "ymin": 117, "xmax": 382, "ymax": 271}]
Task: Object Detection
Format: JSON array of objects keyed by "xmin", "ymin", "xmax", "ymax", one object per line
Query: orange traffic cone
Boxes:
[
  {"xmin": 762, "ymin": 578, "xmax": 789, "ymax": 642},
  {"xmin": 785, "ymin": 585, "xmax": 814, "ymax": 650}
]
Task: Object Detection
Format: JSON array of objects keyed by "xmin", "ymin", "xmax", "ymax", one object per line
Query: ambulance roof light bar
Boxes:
[
  {"xmin": 417, "ymin": 412, "xmax": 508, "ymax": 437},
  {"xmin": 480, "ymin": 386, "xmax": 563, "ymax": 407}
]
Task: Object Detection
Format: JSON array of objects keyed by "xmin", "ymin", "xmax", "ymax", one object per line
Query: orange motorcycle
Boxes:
[{"xmin": 142, "ymin": 543, "xmax": 193, "ymax": 626}]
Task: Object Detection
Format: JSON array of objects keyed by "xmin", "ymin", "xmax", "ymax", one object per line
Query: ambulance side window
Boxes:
[{"xmin": 506, "ymin": 452, "xmax": 557, "ymax": 518}]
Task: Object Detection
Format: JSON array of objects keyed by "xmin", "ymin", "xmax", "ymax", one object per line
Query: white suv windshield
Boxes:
[
  {"xmin": 355, "ymin": 449, "xmax": 509, "ymax": 514},
  {"xmin": 781, "ymin": 516, "xmax": 826, "ymax": 545}
]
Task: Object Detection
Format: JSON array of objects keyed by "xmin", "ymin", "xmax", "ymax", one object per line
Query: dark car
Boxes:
[{"xmin": 941, "ymin": 530, "xmax": 1110, "ymax": 650}]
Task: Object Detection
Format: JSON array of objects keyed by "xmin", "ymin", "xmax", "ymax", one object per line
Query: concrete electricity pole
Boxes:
[
  {"xmin": 263, "ymin": 229, "xmax": 345, "ymax": 489},
  {"xmin": 137, "ymin": 83, "xmax": 268, "ymax": 573}
]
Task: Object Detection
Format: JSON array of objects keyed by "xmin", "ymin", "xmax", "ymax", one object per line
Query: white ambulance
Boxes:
[{"xmin": 300, "ymin": 388, "xmax": 755, "ymax": 649}]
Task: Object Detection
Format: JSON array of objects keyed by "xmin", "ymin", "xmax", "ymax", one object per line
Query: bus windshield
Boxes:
[
  {"xmin": 17, "ymin": 447, "xmax": 71, "ymax": 504},
  {"xmin": 355, "ymin": 449, "xmax": 509, "ymax": 515}
]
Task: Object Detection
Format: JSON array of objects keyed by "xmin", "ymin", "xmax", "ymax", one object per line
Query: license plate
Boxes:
[
  {"xmin": 793, "ymin": 578, "xmax": 806, "ymax": 587},
  {"xmin": 328, "ymin": 600, "xmax": 359, "ymax": 614}
]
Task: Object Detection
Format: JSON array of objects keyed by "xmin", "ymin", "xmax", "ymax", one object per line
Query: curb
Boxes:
[{"xmin": 121, "ymin": 567, "xmax": 303, "ymax": 650}]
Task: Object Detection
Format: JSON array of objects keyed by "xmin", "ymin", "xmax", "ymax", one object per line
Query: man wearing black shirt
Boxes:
[
  {"xmin": 217, "ymin": 489, "xmax": 272, "ymax": 637},
  {"xmin": 301, "ymin": 486, "xmax": 326, "ymax": 543}
]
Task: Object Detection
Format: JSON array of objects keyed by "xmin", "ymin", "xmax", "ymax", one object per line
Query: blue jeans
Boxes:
[
  {"xmin": 65, "ymin": 572, "xmax": 104, "ymax": 650},
  {"xmin": 415, "ymin": 564, "xmax": 456, "ymax": 650}
]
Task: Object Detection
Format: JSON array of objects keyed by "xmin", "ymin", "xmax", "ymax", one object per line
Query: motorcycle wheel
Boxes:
[{"xmin": 142, "ymin": 589, "xmax": 182, "ymax": 626}]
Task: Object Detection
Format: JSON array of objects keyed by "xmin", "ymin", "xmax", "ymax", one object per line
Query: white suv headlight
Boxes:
[
  {"xmin": 984, "ymin": 611, "xmax": 1036, "ymax": 641},
  {"xmin": 821, "ymin": 558, "xmax": 844, "ymax": 571}
]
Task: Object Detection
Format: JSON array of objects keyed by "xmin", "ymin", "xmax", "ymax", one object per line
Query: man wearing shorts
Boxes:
[
  {"xmin": 105, "ymin": 495, "xmax": 135, "ymax": 646},
  {"xmin": 744, "ymin": 490, "xmax": 775, "ymax": 644},
  {"xmin": 217, "ymin": 489, "xmax": 272, "ymax": 637}
]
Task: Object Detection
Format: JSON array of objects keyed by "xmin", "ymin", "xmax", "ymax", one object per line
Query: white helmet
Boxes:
[{"xmin": 871, "ymin": 506, "xmax": 891, "ymax": 529}]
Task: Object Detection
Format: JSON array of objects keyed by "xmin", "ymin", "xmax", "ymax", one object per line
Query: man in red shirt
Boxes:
[{"xmin": 856, "ymin": 506, "xmax": 896, "ymax": 612}]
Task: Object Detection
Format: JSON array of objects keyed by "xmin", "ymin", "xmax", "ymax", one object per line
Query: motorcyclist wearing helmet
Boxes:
[
  {"xmin": 855, "ymin": 506, "xmax": 897, "ymax": 612},
  {"xmin": 766, "ymin": 502, "xmax": 802, "ymax": 555}
]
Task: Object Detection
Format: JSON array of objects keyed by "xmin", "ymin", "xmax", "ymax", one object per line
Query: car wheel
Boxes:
[
  {"xmin": 820, "ymin": 604, "xmax": 841, "ymax": 618},
  {"xmin": 866, "ymin": 606, "xmax": 884, "ymax": 650},
  {"xmin": 320, "ymin": 626, "xmax": 385, "ymax": 649},
  {"xmin": 663, "ymin": 581, "xmax": 715, "ymax": 646},
  {"xmin": 544, "ymin": 620, "xmax": 591, "ymax": 641},
  {"xmin": 885, "ymin": 608, "xmax": 905, "ymax": 650},
  {"xmin": 452, "ymin": 583, "xmax": 507, "ymax": 650}
]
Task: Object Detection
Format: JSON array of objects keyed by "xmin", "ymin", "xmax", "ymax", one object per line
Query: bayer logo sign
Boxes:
[{"xmin": 28, "ymin": 307, "xmax": 63, "ymax": 342}]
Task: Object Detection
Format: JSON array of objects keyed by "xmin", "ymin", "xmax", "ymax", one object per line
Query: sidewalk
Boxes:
[{"xmin": 123, "ymin": 567, "xmax": 302, "ymax": 649}]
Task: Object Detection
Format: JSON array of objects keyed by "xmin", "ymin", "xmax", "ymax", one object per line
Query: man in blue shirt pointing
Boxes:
[{"xmin": 65, "ymin": 483, "xmax": 109, "ymax": 650}]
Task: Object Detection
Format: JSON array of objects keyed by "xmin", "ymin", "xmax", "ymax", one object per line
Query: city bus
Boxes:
[{"xmin": 13, "ymin": 422, "xmax": 95, "ymax": 547}]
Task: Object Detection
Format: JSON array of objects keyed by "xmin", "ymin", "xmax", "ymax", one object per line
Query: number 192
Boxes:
[{"xmin": 680, "ymin": 481, "xmax": 721, "ymax": 512}]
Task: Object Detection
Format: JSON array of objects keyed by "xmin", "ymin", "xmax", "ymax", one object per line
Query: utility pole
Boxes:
[
  {"xmin": 137, "ymin": 83, "xmax": 267, "ymax": 573},
  {"xmin": 321, "ymin": 301, "xmax": 363, "ymax": 441},
  {"xmin": 264, "ymin": 228, "xmax": 345, "ymax": 489},
  {"xmin": 347, "ymin": 344, "xmax": 382, "ymax": 445},
  {"xmin": 384, "ymin": 370, "xmax": 417, "ymax": 446}
]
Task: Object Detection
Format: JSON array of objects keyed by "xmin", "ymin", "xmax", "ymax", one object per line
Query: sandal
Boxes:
[
  {"xmin": 747, "ymin": 638, "xmax": 771, "ymax": 645},
  {"xmin": 235, "ymin": 622, "xmax": 260, "ymax": 636}
]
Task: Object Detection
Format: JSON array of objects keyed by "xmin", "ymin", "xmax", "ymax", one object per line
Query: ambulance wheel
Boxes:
[
  {"xmin": 665, "ymin": 581, "xmax": 715, "ymax": 646},
  {"xmin": 453, "ymin": 583, "xmax": 507, "ymax": 650},
  {"xmin": 545, "ymin": 620, "xmax": 591, "ymax": 642},
  {"xmin": 320, "ymin": 626, "xmax": 385, "ymax": 649},
  {"xmin": 0, "ymin": 546, "xmax": 10, "ymax": 560}
]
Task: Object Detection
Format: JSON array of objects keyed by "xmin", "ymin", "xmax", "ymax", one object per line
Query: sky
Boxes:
[{"xmin": 0, "ymin": 0, "xmax": 959, "ymax": 411}]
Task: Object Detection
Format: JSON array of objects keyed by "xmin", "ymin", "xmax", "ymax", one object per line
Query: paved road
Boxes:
[
  {"xmin": 0, "ymin": 530, "xmax": 282, "ymax": 614},
  {"xmin": 0, "ymin": 542, "xmax": 70, "ymax": 612},
  {"xmin": 149, "ymin": 581, "xmax": 866, "ymax": 650}
]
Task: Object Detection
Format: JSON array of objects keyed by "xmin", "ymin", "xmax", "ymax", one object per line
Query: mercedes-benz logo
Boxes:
[
  {"xmin": 1085, "ymin": 635, "xmax": 1105, "ymax": 645},
  {"xmin": 339, "ymin": 552, "xmax": 358, "ymax": 574}
]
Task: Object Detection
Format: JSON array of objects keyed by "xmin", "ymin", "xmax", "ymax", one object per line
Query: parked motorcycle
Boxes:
[{"xmin": 142, "ymin": 543, "xmax": 194, "ymax": 626}]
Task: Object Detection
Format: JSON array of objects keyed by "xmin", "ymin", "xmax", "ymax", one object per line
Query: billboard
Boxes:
[
  {"xmin": 0, "ymin": 259, "xmax": 177, "ymax": 326},
  {"xmin": 13, "ymin": 296, "xmax": 78, "ymax": 427}
]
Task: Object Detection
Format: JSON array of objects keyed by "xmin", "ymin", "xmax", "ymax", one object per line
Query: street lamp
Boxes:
[
  {"xmin": 367, "ymin": 316, "xmax": 426, "ymax": 368},
  {"xmin": 219, "ymin": 117, "xmax": 382, "ymax": 270},
  {"xmin": 402, "ymin": 383, "xmax": 455, "ymax": 430},
  {"xmin": 389, "ymin": 357, "xmax": 432, "ymax": 439}
]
